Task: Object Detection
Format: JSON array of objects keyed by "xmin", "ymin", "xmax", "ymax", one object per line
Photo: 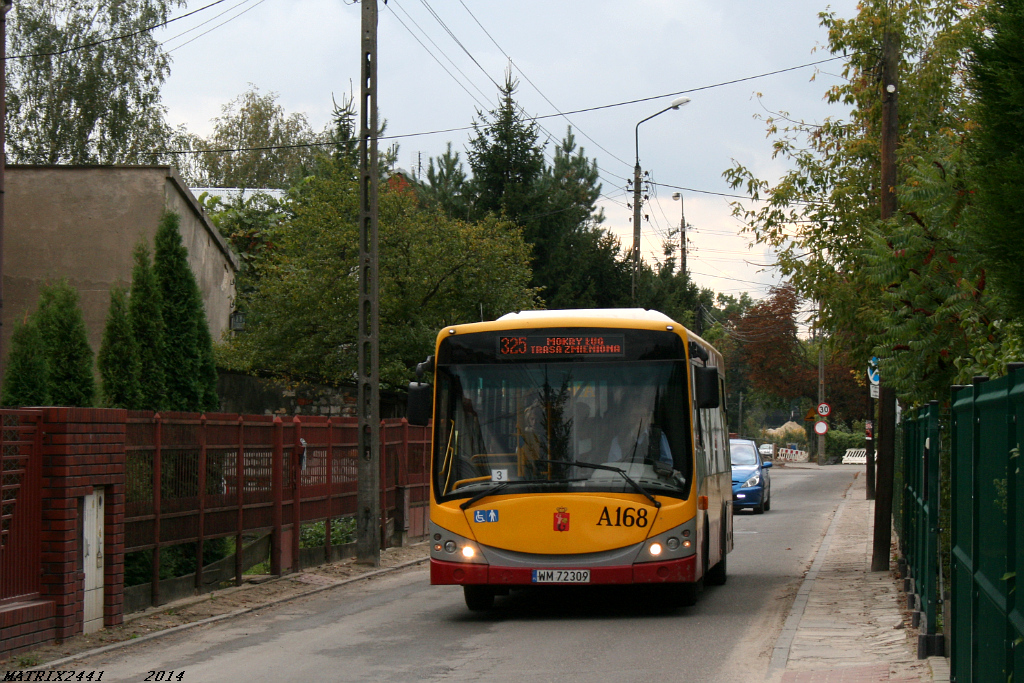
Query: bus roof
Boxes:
[{"xmin": 497, "ymin": 308, "xmax": 676, "ymax": 323}]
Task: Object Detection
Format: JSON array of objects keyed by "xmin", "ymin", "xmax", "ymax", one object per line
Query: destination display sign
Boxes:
[{"xmin": 498, "ymin": 335, "xmax": 625, "ymax": 358}]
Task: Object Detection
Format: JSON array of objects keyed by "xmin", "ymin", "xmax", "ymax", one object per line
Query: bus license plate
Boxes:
[{"xmin": 531, "ymin": 569, "xmax": 590, "ymax": 583}]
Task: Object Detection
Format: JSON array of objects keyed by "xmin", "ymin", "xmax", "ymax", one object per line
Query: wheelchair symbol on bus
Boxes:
[{"xmin": 474, "ymin": 510, "xmax": 499, "ymax": 523}]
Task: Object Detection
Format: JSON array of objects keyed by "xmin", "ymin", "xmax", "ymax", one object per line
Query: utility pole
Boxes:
[
  {"xmin": 672, "ymin": 192, "xmax": 686, "ymax": 279},
  {"xmin": 631, "ymin": 164, "xmax": 642, "ymax": 303},
  {"xmin": 737, "ymin": 391, "xmax": 743, "ymax": 435},
  {"xmin": 816, "ymin": 299, "xmax": 826, "ymax": 465},
  {"xmin": 871, "ymin": 27, "xmax": 899, "ymax": 572},
  {"xmin": 866, "ymin": 386, "xmax": 876, "ymax": 500},
  {"xmin": 356, "ymin": 0, "xmax": 381, "ymax": 566},
  {"xmin": 630, "ymin": 96, "xmax": 690, "ymax": 305},
  {"xmin": 817, "ymin": 340, "xmax": 825, "ymax": 465},
  {"xmin": 0, "ymin": 0, "xmax": 12, "ymax": 387}
]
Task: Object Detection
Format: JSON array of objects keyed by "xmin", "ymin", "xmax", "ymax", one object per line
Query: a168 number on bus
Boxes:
[{"xmin": 596, "ymin": 506, "xmax": 648, "ymax": 527}]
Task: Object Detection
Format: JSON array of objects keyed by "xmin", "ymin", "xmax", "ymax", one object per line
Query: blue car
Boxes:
[{"xmin": 730, "ymin": 438, "xmax": 772, "ymax": 514}]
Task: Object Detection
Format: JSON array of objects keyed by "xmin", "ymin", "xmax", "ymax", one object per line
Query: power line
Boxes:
[
  {"xmin": 420, "ymin": 0, "xmax": 501, "ymax": 92},
  {"xmin": 529, "ymin": 55, "xmax": 850, "ymax": 122},
  {"xmin": 386, "ymin": 0, "xmax": 492, "ymax": 110},
  {"xmin": 160, "ymin": 0, "xmax": 257, "ymax": 49},
  {"xmin": 166, "ymin": 0, "xmax": 270, "ymax": 54},
  {"xmin": 6, "ymin": 0, "xmax": 232, "ymax": 60},
  {"xmin": 458, "ymin": 0, "xmax": 632, "ymax": 171}
]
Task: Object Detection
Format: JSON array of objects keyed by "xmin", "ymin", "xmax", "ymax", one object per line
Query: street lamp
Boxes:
[
  {"xmin": 632, "ymin": 96, "xmax": 690, "ymax": 303},
  {"xmin": 672, "ymin": 192, "xmax": 686, "ymax": 279}
]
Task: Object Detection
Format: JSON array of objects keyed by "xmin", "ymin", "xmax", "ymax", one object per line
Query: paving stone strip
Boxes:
[{"xmin": 775, "ymin": 474, "xmax": 940, "ymax": 682}]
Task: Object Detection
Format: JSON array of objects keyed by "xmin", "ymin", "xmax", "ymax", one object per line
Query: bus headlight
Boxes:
[
  {"xmin": 461, "ymin": 546, "xmax": 476, "ymax": 559},
  {"xmin": 649, "ymin": 543, "xmax": 663, "ymax": 557},
  {"xmin": 666, "ymin": 537, "xmax": 680, "ymax": 550},
  {"xmin": 444, "ymin": 541, "xmax": 457, "ymax": 553}
]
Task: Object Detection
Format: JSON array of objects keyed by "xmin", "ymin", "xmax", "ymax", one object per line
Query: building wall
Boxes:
[{"xmin": 2, "ymin": 166, "xmax": 238, "ymax": 379}]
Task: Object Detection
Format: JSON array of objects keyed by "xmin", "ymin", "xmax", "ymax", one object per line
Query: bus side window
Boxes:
[{"xmin": 690, "ymin": 368, "xmax": 707, "ymax": 481}]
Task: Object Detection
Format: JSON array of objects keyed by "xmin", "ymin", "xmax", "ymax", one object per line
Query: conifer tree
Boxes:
[
  {"xmin": 129, "ymin": 242, "xmax": 166, "ymax": 410},
  {"xmin": 154, "ymin": 211, "xmax": 200, "ymax": 411},
  {"xmin": 466, "ymin": 72, "xmax": 545, "ymax": 224},
  {"xmin": 35, "ymin": 279, "xmax": 94, "ymax": 407},
  {"xmin": 195, "ymin": 303, "xmax": 220, "ymax": 412},
  {"xmin": 1, "ymin": 314, "xmax": 49, "ymax": 407},
  {"xmin": 98, "ymin": 286, "xmax": 142, "ymax": 408}
]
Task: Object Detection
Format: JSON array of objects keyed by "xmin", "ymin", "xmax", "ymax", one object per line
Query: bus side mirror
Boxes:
[
  {"xmin": 407, "ymin": 382, "xmax": 433, "ymax": 426},
  {"xmin": 407, "ymin": 355, "xmax": 436, "ymax": 426},
  {"xmin": 694, "ymin": 366, "xmax": 720, "ymax": 409}
]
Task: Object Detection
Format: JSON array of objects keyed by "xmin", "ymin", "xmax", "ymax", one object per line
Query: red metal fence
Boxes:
[
  {"xmin": 123, "ymin": 412, "xmax": 431, "ymax": 596},
  {"xmin": 0, "ymin": 410, "xmax": 43, "ymax": 603}
]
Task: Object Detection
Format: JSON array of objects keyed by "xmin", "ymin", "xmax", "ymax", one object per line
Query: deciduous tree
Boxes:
[
  {"xmin": 968, "ymin": 0, "xmax": 1024, "ymax": 321},
  {"xmin": 7, "ymin": 0, "xmax": 185, "ymax": 164},
  {"xmin": 192, "ymin": 86, "xmax": 321, "ymax": 189},
  {"xmin": 722, "ymin": 0, "xmax": 992, "ymax": 402},
  {"xmin": 219, "ymin": 162, "xmax": 539, "ymax": 387}
]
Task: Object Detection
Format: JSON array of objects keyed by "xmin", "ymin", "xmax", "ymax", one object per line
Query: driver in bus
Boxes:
[
  {"xmin": 517, "ymin": 401, "xmax": 547, "ymax": 477},
  {"xmin": 606, "ymin": 394, "xmax": 673, "ymax": 469}
]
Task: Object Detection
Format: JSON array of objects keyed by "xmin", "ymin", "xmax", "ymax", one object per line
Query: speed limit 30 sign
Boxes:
[{"xmin": 817, "ymin": 402, "xmax": 832, "ymax": 418}]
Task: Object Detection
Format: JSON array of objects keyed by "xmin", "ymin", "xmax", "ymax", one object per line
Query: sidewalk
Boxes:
[{"xmin": 769, "ymin": 467, "xmax": 949, "ymax": 682}]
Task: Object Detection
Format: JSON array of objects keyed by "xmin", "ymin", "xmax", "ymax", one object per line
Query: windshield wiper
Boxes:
[
  {"xmin": 534, "ymin": 459, "xmax": 662, "ymax": 509},
  {"xmin": 459, "ymin": 481, "xmax": 511, "ymax": 510},
  {"xmin": 458, "ymin": 478, "xmax": 589, "ymax": 510}
]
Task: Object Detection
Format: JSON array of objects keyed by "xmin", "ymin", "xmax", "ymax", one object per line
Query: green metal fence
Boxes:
[
  {"xmin": 900, "ymin": 400, "xmax": 942, "ymax": 657},
  {"xmin": 950, "ymin": 369, "xmax": 1024, "ymax": 682}
]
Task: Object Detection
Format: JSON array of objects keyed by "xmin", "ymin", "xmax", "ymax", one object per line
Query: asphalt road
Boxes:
[{"xmin": 73, "ymin": 465, "xmax": 859, "ymax": 683}]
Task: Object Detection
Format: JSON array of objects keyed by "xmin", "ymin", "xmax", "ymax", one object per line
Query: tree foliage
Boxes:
[
  {"xmin": 98, "ymin": 286, "xmax": 142, "ymax": 409},
  {"xmin": 7, "ymin": 0, "xmax": 185, "ymax": 164},
  {"xmin": 154, "ymin": 212, "xmax": 216, "ymax": 411},
  {"xmin": 722, "ymin": 0, "xmax": 1003, "ymax": 404},
  {"xmin": 425, "ymin": 75, "xmax": 633, "ymax": 310},
  {"xmin": 1, "ymin": 315, "xmax": 49, "ymax": 407},
  {"xmin": 466, "ymin": 73, "xmax": 546, "ymax": 223},
  {"xmin": 129, "ymin": 242, "xmax": 166, "ymax": 411},
  {"xmin": 36, "ymin": 279, "xmax": 94, "ymax": 407},
  {"xmin": 968, "ymin": 0, "xmax": 1024, "ymax": 321},
  {"xmin": 219, "ymin": 159, "xmax": 539, "ymax": 387},
  {"xmin": 187, "ymin": 86, "xmax": 321, "ymax": 189},
  {"xmin": 735, "ymin": 284, "xmax": 812, "ymax": 401}
]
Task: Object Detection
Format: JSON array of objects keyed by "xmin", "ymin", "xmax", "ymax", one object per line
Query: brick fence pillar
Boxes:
[{"xmin": 39, "ymin": 407, "xmax": 127, "ymax": 639}]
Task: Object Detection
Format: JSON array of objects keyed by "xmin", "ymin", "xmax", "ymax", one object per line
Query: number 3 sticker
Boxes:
[{"xmin": 491, "ymin": 469, "xmax": 507, "ymax": 482}]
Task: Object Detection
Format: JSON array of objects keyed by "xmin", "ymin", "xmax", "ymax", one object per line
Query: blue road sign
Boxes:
[{"xmin": 868, "ymin": 357, "xmax": 880, "ymax": 385}]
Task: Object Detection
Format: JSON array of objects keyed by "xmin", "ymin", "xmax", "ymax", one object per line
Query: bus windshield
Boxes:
[{"xmin": 433, "ymin": 360, "xmax": 693, "ymax": 501}]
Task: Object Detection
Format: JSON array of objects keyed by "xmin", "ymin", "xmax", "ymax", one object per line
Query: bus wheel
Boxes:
[
  {"xmin": 464, "ymin": 585, "xmax": 495, "ymax": 611},
  {"xmin": 706, "ymin": 522, "xmax": 728, "ymax": 586}
]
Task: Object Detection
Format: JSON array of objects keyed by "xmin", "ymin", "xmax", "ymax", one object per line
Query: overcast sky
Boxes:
[{"xmin": 156, "ymin": 0, "xmax": 860, "ymax": 307}]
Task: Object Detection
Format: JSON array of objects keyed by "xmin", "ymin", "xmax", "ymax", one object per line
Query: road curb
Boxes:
[
  {"xmin": 27, "ymin": 556, "xmax": 429, "ymax": 672},
  {"xmin": 768, "ymin": 478, "xmax": 854, "ymax": 672}
]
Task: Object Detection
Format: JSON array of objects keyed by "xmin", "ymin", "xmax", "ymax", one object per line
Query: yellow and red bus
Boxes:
[{"xmin": 407, "ymin": 309, "xmax": 732, "ymax": 610}]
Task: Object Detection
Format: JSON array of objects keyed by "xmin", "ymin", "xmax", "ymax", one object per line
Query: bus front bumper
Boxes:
[{"xmin": 430, "ymin": 555, "xmax": 697, "ymax": 586}]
